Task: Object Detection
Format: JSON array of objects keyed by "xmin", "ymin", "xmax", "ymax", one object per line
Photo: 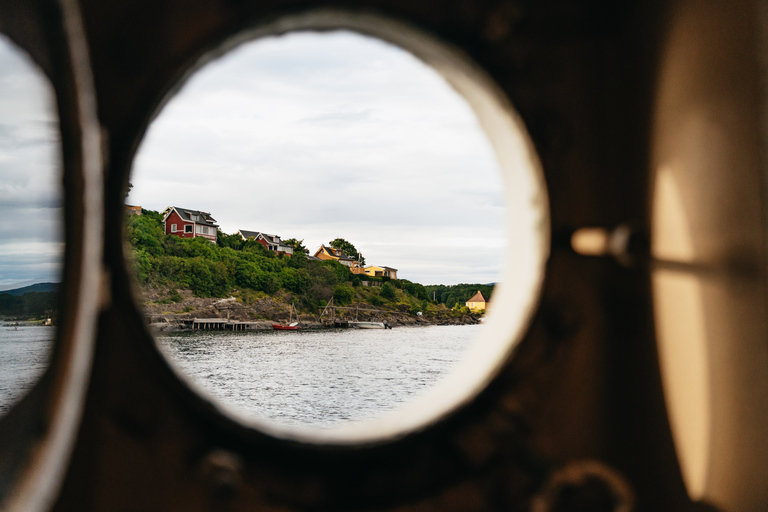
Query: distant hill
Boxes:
[{"xmin": 0, "ymin": 282, "xmax": 59, "ymax": 296}]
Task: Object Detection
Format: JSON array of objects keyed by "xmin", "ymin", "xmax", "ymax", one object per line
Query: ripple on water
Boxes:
[{"xmin": 157, "ymin": 324, "xmax": 479, "ymax": 428}]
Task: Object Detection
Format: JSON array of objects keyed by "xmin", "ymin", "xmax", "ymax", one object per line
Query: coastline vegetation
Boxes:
[
  {"xmin": 0, "ymin": 291, "xmax": 57, "ymax": 321},
  {"xmin": 126, "ymin": 209, "xmax": 493, "ymax": 319}
]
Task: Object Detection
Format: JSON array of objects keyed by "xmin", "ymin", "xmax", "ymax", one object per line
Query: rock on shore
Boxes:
[{"xmin": 141, "ymin": 286, "xmax": 479, "ymax": 330}]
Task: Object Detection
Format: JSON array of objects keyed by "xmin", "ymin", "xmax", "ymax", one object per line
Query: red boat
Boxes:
[
  {"xmin": 272, "ymin": 305, "xmax": 300, "ymax": 330},
  {"xmin": 272, "ymin": 322, "xmax": 300, "ymax": 331}
]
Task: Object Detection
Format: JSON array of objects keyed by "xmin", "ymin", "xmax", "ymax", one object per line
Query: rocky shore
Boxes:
[{"xmin": 141, "ymin": 287, "xmax": 480, "ymax": 331}]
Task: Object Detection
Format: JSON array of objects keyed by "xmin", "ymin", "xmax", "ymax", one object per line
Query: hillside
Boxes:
[
  {"xmin": 126, "ymin": 210, "xmax": 487, "ymax": 326},
  {"xmin": 0, "ymin": 289, "xmax": 57, "ymax": 320},
  {"xmin": 0, "ymin": 282, "xmax": 59, "ymax": 296}
]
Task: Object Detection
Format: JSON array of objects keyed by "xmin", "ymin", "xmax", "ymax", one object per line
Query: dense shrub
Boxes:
[
  {"xmin": 381, "ymin": 282, "xmax": 397, "ymax": 300},
  {"xmin": 333, "ymin": 284, "xmax": 355, "ymax": 305},
  {"xmin": 125, "ymin": 210, "xmax": 433, "ymax": 309},
  {"xmin": 280, "ymin": 267, "xmax": 312, "ymax": 294}
]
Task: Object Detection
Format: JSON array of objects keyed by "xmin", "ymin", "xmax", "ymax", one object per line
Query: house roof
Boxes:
[
  {"xmin": 365, "ymin": 265, "xmax": 398, "ymax": 272},
  {"xmin": 317, "ymin": 245, "xmax": 355, "ymax": 260},
  {"xmin": 239, "ymin": 230, "xmax": 278, "ymax": 242},
  {"xmin": 238, "ymin": 229, "xmax": 260, "ymax": 240},
  {"xmin": 164, "ymin": 206, "xmax": 218, "ymax": 227},
  {"xmin": 239, "ymin": 230, "xmax": 294, "ymax": 250},
  {"xmin": 467, "ymin": 291, "xmax": 486, "ymax": 303}
]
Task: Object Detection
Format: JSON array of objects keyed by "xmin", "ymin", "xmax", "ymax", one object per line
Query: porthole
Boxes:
[
  {"xmin": 124, "ymin": 11, "xmax": 549, "ymax": 444},
  {"xmin": 0, "ymin": 34, "xmax": 61, "ymax": 417},
  {"xmin": 0, "ymin": 7, "xmax": 103, "ymax": 509}
]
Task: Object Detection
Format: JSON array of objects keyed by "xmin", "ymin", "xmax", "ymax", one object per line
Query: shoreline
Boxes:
[
  {"xmin": 142, "ymin": 289, "xmax": 481, "ymax": 332},
  {"xmin": 150, "ymin": 320, "xmax": 482, "ymax": 333}
]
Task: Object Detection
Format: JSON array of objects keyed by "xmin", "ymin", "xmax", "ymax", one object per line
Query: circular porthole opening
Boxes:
[
  {"xmin": 0, "ymin": 33, "xmax": 62, "ymax": 418},
  {"xmin": 124, "ymin": 12, "xmax": 549, "ymax": 443}
]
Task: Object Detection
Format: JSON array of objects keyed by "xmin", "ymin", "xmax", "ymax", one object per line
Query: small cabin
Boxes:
[{"xmin": 466, "ymin": 291, "xmax": 487, "ymax": 311}]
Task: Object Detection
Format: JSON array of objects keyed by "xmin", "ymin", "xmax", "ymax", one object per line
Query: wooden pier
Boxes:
[
  {"xmin": 319, "ymin": 298, "xmax": 408, "ymax": 327},
  {"xmin": 192, "ymin": 318, "xmax": 253, "ymax": 331}
]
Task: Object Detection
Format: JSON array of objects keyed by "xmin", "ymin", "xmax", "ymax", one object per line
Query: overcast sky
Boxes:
[
  {"xmin": 0, "ymin": 30, "xmax": 507, "ymax": 290},
  {"xmin": 129, "ymin": 31, "xmax": 505, "ymax": 285},
  {"xmin": 0, "ymin": 35, "xmax": 61, "ymax": 291}
]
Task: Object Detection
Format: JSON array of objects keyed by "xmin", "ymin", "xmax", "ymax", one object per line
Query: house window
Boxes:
[
  {"xmin": 184, "ymin": 225, "xmax": 192, "ymax": 233},
  {"xmin": 171, "ymin": 224, "xmax": 177, "ymax": 232}
]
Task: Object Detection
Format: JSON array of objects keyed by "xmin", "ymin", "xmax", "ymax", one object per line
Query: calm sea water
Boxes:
[
  {"xmin": 158, "ymin": 324, "xmax": 479, "ymax": 428},
  {"xmin": 0, "ymin": 324, "xmax": 479, "ymax": 427},
  {"xmin": 0, "ymin": 324, "xmax": 54, "ymax": 415}
]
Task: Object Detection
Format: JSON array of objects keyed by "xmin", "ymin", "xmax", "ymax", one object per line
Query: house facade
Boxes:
[
  {"xmin": 314, "ymin": 245, "xmax": 364, "ymax": 274},
  {"xmin": 465, "ymin": 291, "xmax": 487, "ymax": 311},
  {"xmin": 238, "ymin": 230, "xmax": 293, "ymax": 255},
  {"xmin": 363, "ymin": 265, "xmax": 398, "ymax": 279},
  {"xmin": 162, "ymin": 206, "xmax": 218, "ymax": 242}
]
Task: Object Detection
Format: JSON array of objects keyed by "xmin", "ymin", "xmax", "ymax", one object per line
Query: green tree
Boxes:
[
  {"xmin": 286, "ymin": 251, "xmax": 309, "ymax": 269},
  {"xmin": 329, "ymin": 238, "xmax": 365, "ymax": 265},
  {"xmin": 333, "ymin": 284, "xmax": 355, "ymax": 305},
  {"xmin": 217, "ymin": 230, "xmax": 244, "ymax": 250},
  {"xmin": 280, "ymin": 267, "xmax": 312, "ymax": 294},
  {"xmin": 283, "ymin": 238, "xmax": 309, "ymax": 255},
  {"xmin": 381, "ymin": 282, "xmax": 397, "ymax": 300}
]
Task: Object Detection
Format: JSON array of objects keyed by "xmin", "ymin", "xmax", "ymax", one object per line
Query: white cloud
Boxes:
[
  {"xmin": 129, "ymin": 31, "xmax": 507, "ymax": 285},
  {"xmin": 0, "ymin": 35, "xmax": 62, "ymax": 289}
]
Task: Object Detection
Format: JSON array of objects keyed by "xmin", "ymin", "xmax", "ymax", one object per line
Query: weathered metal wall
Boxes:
[{"xmin": 1, "ymin": 0, "xmax": 767, "ymax": 511}]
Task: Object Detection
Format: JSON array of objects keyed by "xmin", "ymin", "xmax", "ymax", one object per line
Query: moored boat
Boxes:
[
  {"xmin": 272, "ymin": 304, "xmax": 300, "ymax": 330},
  {"xmin": 350, "ymin": 321, "xmax": 392, "ymax": 329},
  {"xmin": 272, "ymin": 322, "xmax": 299, "ymax": 331}
]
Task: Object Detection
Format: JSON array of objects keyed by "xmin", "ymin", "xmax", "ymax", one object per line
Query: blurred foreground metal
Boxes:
[{"xmin": 1, "ymin": 0, "xmax": 767, "ymax": 510}]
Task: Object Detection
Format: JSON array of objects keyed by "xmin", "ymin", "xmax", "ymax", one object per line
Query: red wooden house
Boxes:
[
  {"xmin": 162, "ymin": 206, "xmax": 218, "ymax": 242},
  {"xmin": 237, "ymin": 230, "xmax": 293, "ymax": 255}
]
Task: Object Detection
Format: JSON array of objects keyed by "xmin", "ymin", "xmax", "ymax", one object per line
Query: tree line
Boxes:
[
  {"xmin": 423, "ymin": 283, "xmax": 495, "ymax": 310},
  {"xmin": 0, "ymin": 291, "xmax": 57, "ymax": 319}
]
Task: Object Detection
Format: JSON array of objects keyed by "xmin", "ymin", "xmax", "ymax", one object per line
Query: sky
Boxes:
[
  {"xmin": 0, "ymin": 35, "xmax": 62, "ymax": 291},
  {"xmin": 128, "ymin": 31, "xmax": 506, "ymax": 285},
  {"xmin": 0, "ymin": 30, "xmax": 507, "ymax": 289}
]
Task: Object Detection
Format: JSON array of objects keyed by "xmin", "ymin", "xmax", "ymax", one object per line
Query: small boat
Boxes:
[
  {"xmin": 350, "ymin": 321, "xmax": 392, "ymax": 329},
  {"xmin": 272, "ymin": 305, "xmax": 300, "ymax": 330},
  {"xmin": 272, "ymin": 322, "xmax": 299, "ymax": 331}
]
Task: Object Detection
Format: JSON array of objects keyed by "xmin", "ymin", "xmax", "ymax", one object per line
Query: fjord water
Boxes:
[
  {"xmin": 158, "ymin": 324, "xmax": 479, "ymax": 428},
  {"xmin": 0, "ymin": 325, "xmax": 54, "ymax": 414}
]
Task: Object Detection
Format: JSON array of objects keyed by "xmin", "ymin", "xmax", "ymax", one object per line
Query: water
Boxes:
[
  {"xmin": 0, "ymin": 324, "xmax": 54, "ymax": 414},
  {"xmin": 158, "ymin": 324, "xmax": 479, "ymax": 428}
]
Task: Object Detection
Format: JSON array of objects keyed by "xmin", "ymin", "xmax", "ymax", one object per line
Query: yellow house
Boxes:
[
  {"xmin": 314, "ymin": 245, "xmax": 365, "ymax": 274},
  {"xmin": 363, "ymin": 266, "xmax": 398, "ymax": 279},
  {"xmin": 466, "ymin": 291, "xmax": 487, "ymax": 311}
]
